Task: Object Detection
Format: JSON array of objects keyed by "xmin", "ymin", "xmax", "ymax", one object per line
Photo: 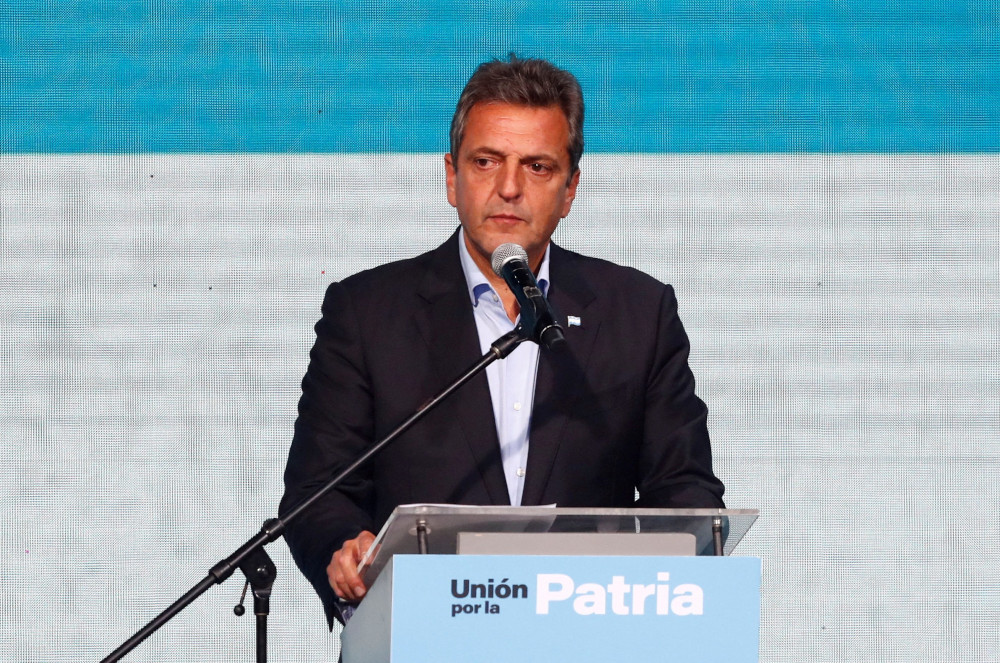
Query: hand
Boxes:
[{"xmin": 328, "ymin": 530, "xmax": 376, "ymax": 601}]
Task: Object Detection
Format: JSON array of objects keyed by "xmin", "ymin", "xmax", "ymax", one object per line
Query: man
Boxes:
[{"xmin": 280, "ymin": 57, "xmax": 725, "ymax": 627}]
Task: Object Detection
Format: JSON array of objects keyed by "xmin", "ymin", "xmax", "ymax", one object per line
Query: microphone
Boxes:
[{"xmin": 491, "ymin": 243, "xmax": 566, "ymax": 352}]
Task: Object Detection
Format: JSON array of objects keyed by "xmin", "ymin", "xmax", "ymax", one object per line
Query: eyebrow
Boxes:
[{"xmin": 467, "ymin": 147, "xmax": 564, "ymax": 169}]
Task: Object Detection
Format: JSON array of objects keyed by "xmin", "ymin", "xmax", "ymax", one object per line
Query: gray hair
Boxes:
[{"xmin": 449, "ymin": 57, "xmax": 584, "ymax": 175}]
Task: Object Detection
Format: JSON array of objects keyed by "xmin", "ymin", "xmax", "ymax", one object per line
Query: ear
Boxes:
[
  {"xmin": 561, "ymin": 168, "xmax": 580, "ymax": 218},
  {"xmin": 444, "ymin": 153, "xmax": 458, "ymax": 208}
]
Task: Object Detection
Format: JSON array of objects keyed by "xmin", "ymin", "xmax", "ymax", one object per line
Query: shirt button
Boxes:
[
  {"xmin": 492, "ymin": 293, "xmax": 499, "ymax": 302},
  {"xmin": 516, "ymin": 468, "xmax": 526, "ymax": 477},
  {"xmin": 513, "ymin": 402, "xmax": 522, "ymax": 411}
]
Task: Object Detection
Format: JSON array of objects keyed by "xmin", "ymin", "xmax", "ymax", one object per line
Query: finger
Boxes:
[
  {"xmin": 355, "ymin": 531, "xmax": 377, "ymax": 564},
  {"xmin": 328, "ymin": 533, "xmax": 374, "ymax": 601},
  {"xmin": 329, "ymin": 545, "xmax": 362, "ymax": 600},
  {"xmin": 328, "ymin": 549, "xmax": 351, "ymax": 600},
  {"xmin": 338, "ymin": 545, "xmax": 366, "ymax": 599},
  {"xmin": 345, "ymin": 532, "xmax": 376, "ymax": 596}
]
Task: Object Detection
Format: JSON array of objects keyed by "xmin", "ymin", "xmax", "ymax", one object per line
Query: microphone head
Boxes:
[{"xmin": 491, "ymin": 243, "xmax": 529, "ymax": 277}]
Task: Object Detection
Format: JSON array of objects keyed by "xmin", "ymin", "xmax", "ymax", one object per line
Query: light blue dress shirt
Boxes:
[{"xmin": 457, "ymin": 229, "xmax": 550, "ymax": 506}]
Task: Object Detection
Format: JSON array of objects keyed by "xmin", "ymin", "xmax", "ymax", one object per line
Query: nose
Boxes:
[{"xmin": 496, "ymin": 160, "xmax": 523, "ymax": 201}]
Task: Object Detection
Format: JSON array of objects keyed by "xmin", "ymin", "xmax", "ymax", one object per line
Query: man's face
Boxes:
[{"xmin": 445, "ymin": 102, "xmax": 580, "ymax": 272}]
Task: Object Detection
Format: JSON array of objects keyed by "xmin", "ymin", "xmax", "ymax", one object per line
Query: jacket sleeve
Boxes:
[
  {"xmin": 279, "ymin": 281, "xmax": 377, "ymax": 627},
  {"xmin": 635, "ymin": 284, "xmax": 726, "ymax": 509}
]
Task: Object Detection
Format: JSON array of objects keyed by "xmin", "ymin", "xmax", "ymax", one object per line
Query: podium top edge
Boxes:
[{"xmin": 392, "ymin": 504, "xmax": 759, "ymax": 517}]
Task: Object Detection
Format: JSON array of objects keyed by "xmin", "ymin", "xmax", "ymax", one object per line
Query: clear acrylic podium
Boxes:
[{"xmin": 343, "ymin": 505, "xmax": 760, "ymax": 663}]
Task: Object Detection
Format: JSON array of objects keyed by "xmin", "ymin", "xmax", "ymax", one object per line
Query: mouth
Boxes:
[{"xmin": 487, "ymin": 213, "xmax": 525, "ymax": 224}]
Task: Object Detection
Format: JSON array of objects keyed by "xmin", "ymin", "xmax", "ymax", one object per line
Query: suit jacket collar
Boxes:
[
  {"xmin": 413, "ymin": 231, "xmax": 510, "ymax": 505},
  {"xmin": 412, "ymin": 231, "xmax": 601, "ymax": 507},
  {"xmin": 521, "ymin": 243, "xmax": 601, "ymax": 505}
]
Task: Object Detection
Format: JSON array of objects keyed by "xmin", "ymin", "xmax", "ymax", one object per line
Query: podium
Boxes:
[{"xmin": 342, "ymin": 505, "xmax": 760, "ymax": 663}]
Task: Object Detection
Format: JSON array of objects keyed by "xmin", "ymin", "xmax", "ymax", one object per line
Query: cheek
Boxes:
[
  {"xmin": 534, "ymin": 186, "xmax": 571, "ymax": 218},
  {"xmin": 453, "ymin": 187, "xmax": 476, "ymax": 213},
  {"xmin": 455, "ymin": 174, "xmax": 487, "ymax": 202}
]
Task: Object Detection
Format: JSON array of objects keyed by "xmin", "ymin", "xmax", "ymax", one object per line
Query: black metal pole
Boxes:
[
  {"xmin": 416, "ymin": 519, "xmax": 429, "ymax": 554},
  {"xmin": 239, "ymin": 547, "xmax": 276, "ymax": 663},
  {"xmin": 102, "ymin": 328, "xmax": 528, "ymax": 662},
  {"xmin": 255, "ymin": 612, "xmax": 267, "ymax": 663},
  {"xmin": 712, "ymin": 516, "xmax": 725, "ymax": 556}
]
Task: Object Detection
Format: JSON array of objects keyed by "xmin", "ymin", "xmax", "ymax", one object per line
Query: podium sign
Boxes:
[{"xmin": 343, "ymin": 554, "xmax": 760, "ymax": 663}]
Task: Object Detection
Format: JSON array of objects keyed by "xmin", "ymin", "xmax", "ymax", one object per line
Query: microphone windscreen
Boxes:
[{"xmin": 491, "ymin": 243, "xmax": 529, "ymax": 276}]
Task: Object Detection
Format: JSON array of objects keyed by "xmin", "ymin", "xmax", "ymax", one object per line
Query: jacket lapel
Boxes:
[
  {"xmin": 521, "ymin": 244, "xmax": 599, "ymax": 506},
  {"xmin": 412, "ymin": 232, "xmax": 510, "ymax": 505}
]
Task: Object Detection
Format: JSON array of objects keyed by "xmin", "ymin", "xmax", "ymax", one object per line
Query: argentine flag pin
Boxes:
[{"xmin": 567, "ymin": 315, "xmax": 582, "ymax": 328}]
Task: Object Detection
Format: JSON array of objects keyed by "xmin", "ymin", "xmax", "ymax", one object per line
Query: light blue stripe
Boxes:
[{"xmin": 2, "ymin": 1, "xmax": 998, "ymax": 153}]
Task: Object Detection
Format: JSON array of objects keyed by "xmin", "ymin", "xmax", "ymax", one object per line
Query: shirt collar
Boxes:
[{"xmin": 457, "ymin": 227, "xmax": 551, "ymax": 307}]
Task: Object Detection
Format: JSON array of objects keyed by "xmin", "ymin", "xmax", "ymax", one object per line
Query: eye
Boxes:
[
  {"xmin": 528, "ymin": 162, "xmax": 551, "ymax": 174},
  {"xmin": 473, "ymin": 157, "xmax": 494, "ymax": 169}
]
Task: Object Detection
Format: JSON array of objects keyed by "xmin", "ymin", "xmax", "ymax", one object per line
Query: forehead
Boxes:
[{"xmin": 461, "ymin": 102, "xmax": 571, "ymax": 161}]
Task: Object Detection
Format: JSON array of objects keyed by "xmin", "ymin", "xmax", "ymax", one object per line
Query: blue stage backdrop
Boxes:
[
  {"xmin": 2, "ymin": 2, "xmax": 998, "ymax": 662},
  {"xmin": 4, "ymin": 1, "xmax": 999, "ymax": 153}
]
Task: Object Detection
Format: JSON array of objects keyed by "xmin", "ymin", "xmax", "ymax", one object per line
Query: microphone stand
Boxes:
[{"xmin": 102, "ymin": 328, "xmax": 529, "ymax": 663}]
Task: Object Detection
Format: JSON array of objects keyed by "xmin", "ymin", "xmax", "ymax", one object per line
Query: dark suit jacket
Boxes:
[{"xmin": 280, "ymin": 231, "xmax": 725, "ymax": 625}]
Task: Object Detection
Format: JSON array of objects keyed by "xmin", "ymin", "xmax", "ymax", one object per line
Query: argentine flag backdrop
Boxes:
[{"xmin": 2, "ymin": 2, "xmax": 998, "ymax": 661}]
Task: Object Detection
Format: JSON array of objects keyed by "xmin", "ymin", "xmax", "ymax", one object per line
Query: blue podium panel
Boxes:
[{"xmin": 344, "ymin": 555, "xmax": 760, "ymax": 663}]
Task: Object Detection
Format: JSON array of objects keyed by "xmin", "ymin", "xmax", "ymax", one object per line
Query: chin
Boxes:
[{"xmin": 466, "ymin": 227, "xmax": 535, "ymax": 259}]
